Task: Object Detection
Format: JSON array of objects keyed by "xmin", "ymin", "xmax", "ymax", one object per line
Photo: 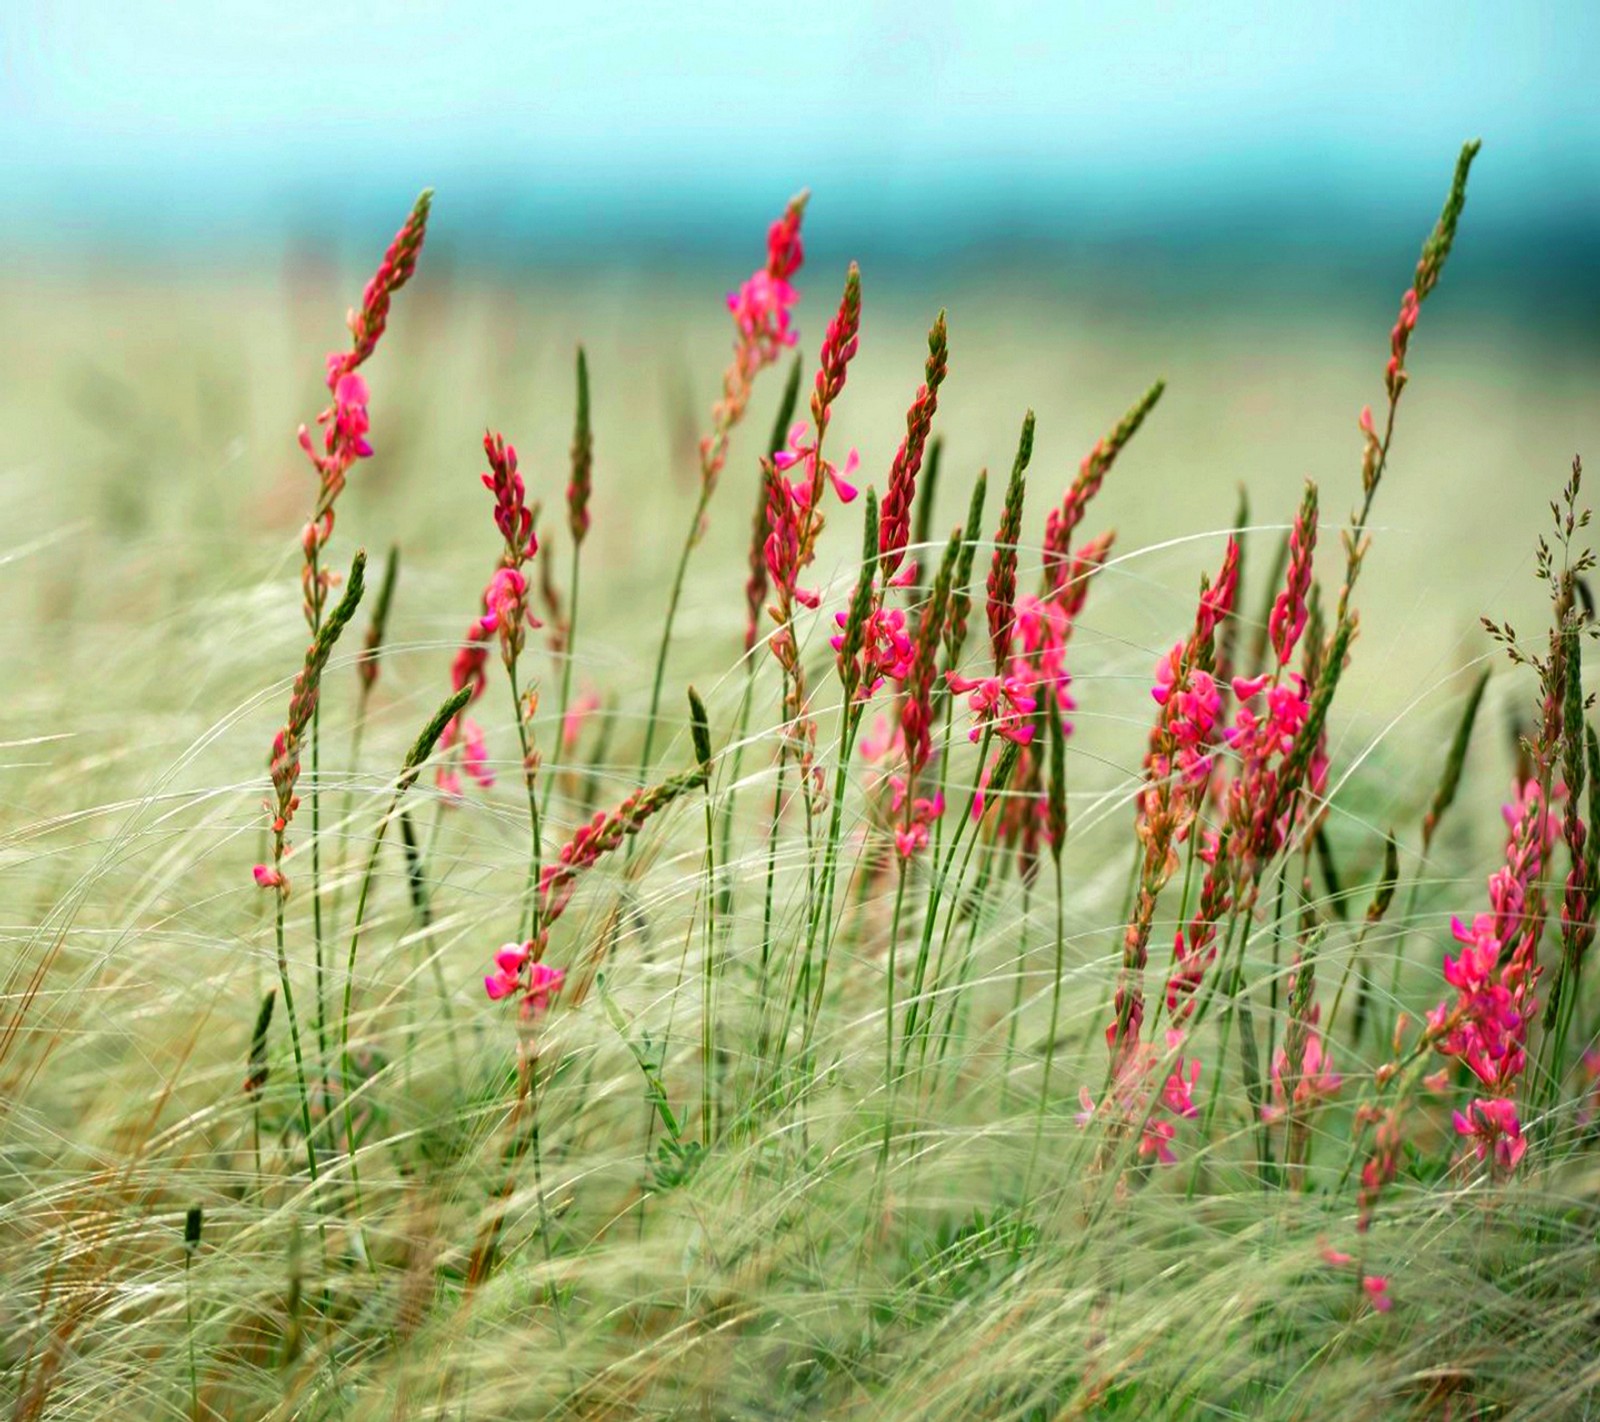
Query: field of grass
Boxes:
[{"xmin": 5, "ymin": 148, "xmax": 1600, "ymax": 1419}]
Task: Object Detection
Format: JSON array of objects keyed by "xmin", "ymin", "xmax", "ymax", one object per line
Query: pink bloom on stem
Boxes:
[
  {"xmin": 253, "ymin": 864, "xmax": 286, "ymax": 891},
  {"xmin": 1267, "ymin": 481, "xmax": 1318, "ymax": 667},
  {"xmin": 331, "ymin": 372, "xmax": 373, "ymax": 458},
  {"xmin": 1362, "ymin": 1275, "xmax": 1393, "ymax": 1313},
  {"xmin": 1076, "ymin": 1031, "xmax": 1201, "ymax": 1166},
  {"xmin": 1263, "ymin": 1029, "xmax": 1342, "ymax": 1124},
  {"xmin": 1452, "ymin": 1095, "xmax": 1528, "ymax": 1171},
  {"xmin": 484, "ymin": 942, "xmax": 527, "ymax": 1000},
  {"xmin": 947, "ymin": 671, "xmax": 1038, "ymax": 745},
  {"xmin": 832, "ymin": 605, "xmax": 913, "ymax": 702},
  {"xmin": 1319, "ymin": 1241, "xmax": 1356, "ymax": 1268},
  {"xmin": 891, "ymin": 782, "xmax": 945, "ymax": 858},
  {"xmin": 484, "ymin": 940, "xmax": 566, "ymax": 1017}
]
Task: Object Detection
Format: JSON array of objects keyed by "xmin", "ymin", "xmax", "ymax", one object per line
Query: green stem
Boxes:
[
  {"xmin": 508, "ymin": 663, "xmax": 544, "ymax": 940},
  {"xmin": 637, "ymin": 490, "xmax": 710, "ymax": 784},
  {"xmin": 544, "ymin": 544, "xmax": 583, "ymax": 827},
  {"xmin": 1024, "ymin": 849, "xmax": 1066, "ymax": 1201}
]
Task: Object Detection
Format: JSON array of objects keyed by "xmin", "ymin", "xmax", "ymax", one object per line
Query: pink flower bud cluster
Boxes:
[
  {"xmin": 482, "ymin": 431, "xmax": 538, "ymax": 566},
  {"xmin": 437, "ymin": 610, "xmax": 494, "ymax": 799},
  {"xmin": 538, "ymin": 769, "xmax": 706, "ymax": 928},
  {"xmin": 1384, "ymin": 287, "xmax": 1420, "ymax": 402},
  {"xmin": 946, "ymin": 672, "xmax": 1037, "ymax": 746},
  {"xmin": 1451, "ymin": 1095, "xmax": 1527, "ymax": 1172},
  {"xmin": 1263, "ymin": 1025, "xmax": 1342, "ymax": 1124},
  {"xmin": 1424, "ymin": 777, "xmax": 1558, "ymax": 1172},
  {"xmin": 878, "ymin": 314, "xmax": 948, "ymax": 586},
  {"xmin": 702, "ymin": 195, "xmax": 808, "ymax": 499},
  {"xmin": 762, "ymin": 269, "xmax": 862, "ymax": 681},
  {"xmin": 831, "ymin": 605, "xmax": 912, "ymax": 703},
  {"xmin": 483, "ymin": 940, "xmax": 566, "ymax": 1021},
  {"xmin": 890, "ymin": 779, "xmax": 945, "ymax": 858},
  {"xmin": 297, "ymin": 194, "xmax": 431, "ymax": 626},
  {"xmin": 1077, "ymin": 1029, "xmax": 1201, "ymax": 1166}
]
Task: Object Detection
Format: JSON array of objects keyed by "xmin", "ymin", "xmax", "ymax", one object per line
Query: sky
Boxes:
[{"xmin": 2, "ymin": 2, "xmax": 1597, "ymax": 268}]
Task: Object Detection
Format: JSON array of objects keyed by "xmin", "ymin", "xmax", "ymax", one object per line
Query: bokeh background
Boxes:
[{"xmin": 3, "ymin": 1, "xmax": 1599, "ymax": 784}]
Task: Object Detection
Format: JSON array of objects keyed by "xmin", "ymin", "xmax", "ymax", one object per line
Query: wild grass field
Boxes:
[{"xmin": 5, "ymin": 144, "xmax": 1600, "ymax": 1419}]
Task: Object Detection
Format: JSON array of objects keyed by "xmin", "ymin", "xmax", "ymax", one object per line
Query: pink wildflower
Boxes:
[
  {"xmin": 1452, "ymin": 1095, "xmax": 1528, "ymax": 1172},
  {"xmin": 832, "ymin": 605, "xmax": 913, "ymax": 702},
  {"xmin": 700, "ymin": 193, "xmax": 807, "ymax": 500},
  {"xmin": 1077, "ymin": 1030, "xmax": 1201, "ymax": 1166},
  {"xmin": 891, "ymin": 782, "xmax": 945, "ymax": 859},
  {"xmin": 1263, "ymin": 1029, "xmax": 1342, "ymax": 1124},
  {"xmin": 1362, "ymin": 1275, "xmax": 1393, "ymax": 1313},
  {"xmin": 483, "ymin": 940, "xmax": 566, "ymax": 1019},
  {"xmin": 946, "ymin": 671, "xmax": 1037, "ymax": 745}
]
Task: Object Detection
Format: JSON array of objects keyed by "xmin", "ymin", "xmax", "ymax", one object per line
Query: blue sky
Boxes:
[{"xmin": 3, "ymin": 2, "xmax": 1596, "ymax": 259}]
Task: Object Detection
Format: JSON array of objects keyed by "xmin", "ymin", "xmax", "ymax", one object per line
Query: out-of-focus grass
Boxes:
[{"xmin": 3, "ymin": 262, "xmax": 1600, "ymax": 1418}]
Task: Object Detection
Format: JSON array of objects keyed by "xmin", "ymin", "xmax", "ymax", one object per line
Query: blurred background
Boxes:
[{"xmin": 2, "ymin": 0, "xmax": 1599, "ymax": 783}]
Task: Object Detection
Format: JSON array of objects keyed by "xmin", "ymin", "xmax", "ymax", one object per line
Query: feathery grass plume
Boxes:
[
  {"xmin": 356, "ymin": 544, "xmax": 400, "ymax": 695},
  {"xmin": 298, "ymin": 190, "xmax": 432, "ymax": 628},
  {"xmin": 878, "ymin": 312, "xmax": 949, "ymax": 586},
  {"xmin": 255, "ymin": 550, "xmax": 368, "ymax": 893},
  {"xmin": 1043, "ymin": 380, "xmax": 1162, "ymax": 591},
  {"xmin": 985, "ymin": 410, "xmax": 1034, "ymax": 671},
  {"xmin": 338, "ymin": 683, "xmax": 473, "ymax": 1177},
  {"xmin": 743, "ymin": 355, "xmax": 804, "ymax": 652}
]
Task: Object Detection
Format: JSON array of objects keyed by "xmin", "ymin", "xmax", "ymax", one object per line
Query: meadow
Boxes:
[{"xmin": 5, "ymin": 142, "xmax": 1600, "ymax": 1418}]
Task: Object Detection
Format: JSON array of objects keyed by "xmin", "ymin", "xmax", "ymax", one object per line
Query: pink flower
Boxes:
[
  {"xmin": 253, "ymin": 864, "xmax": 286, "ymax": 891},
  {"xmin": 772, "ymin": 422, "xmax": 860, "ymax": 503},
  {"xmin": 484, "ymin": 941, "xmax": 566, "ymax": 1017},
  {"xmin": 832, "ymin": 605, "xmax": 913, "ymax": 702},
  {"xmin": 1452, "ymin": 1095, "xmax": 1527, "ymax": 1172},
  {"xmin": 1362, "ymin": 1275, "xmax": 1393, "ymax": 1313},
  {"xmin": 727, "ymin": 270, "xmax": 799, "ymax": 364},
  {"xmin": 331, "ymin": 372, "xmax": 373, "ymax": 458},
  {"xmin": 1267, "ymin": 481, "xmax": 1317, "ymax": 667},
  {"xmin": 1075, "ymin": 1032, "xmax": 1201, "ymax": 1166},
  {"xmin": 1263, "ymin": 1029, "xmax": 1342, "ymax": 1123},
  {"xmin": 484, "ymin": 942, "xmax": 528, "ymax": 1000},
  {"xmin": 891, "ymin": 784, "xmax": 945, "ymax": 858},
  {"xmin": 1319, "ymin": 1241, "xmax": 1355, "ymax": 1268},
  {"xmin": 946, "ymin": 671, "xmax": 1038, "ymax": 746}
]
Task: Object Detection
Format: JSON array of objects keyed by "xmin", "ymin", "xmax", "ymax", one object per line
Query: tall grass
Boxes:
[{"xmin": 6, "ymin": 140, "xmax": 1600, "ymax": 1420}]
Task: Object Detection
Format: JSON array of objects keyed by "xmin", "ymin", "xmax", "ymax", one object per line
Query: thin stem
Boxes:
[
  {"xmin": 508, "ymin": 664, "xmax": 544, "ymax": 940},
  {"xmin": 1025, "ymin": 848, "xmax": 1067, "ymax": 1201},
  {"xmin": 1000, "ymin": 879, "xmax": 1034, "ymax": 1115},
  {"xmin": 700, "ymin": 780, "xmax": 718, "ymax": 1149},
  {"xmin": 273, "ymin": 896, "xmax": 320, "ymax": 1187},
  {"xmin": 638, "ymin": 490, "xmax": 710, "ymax": 784},
  {"xmin": 543, "ymin": 544, "xmax": 583, "ymax": 827}
]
